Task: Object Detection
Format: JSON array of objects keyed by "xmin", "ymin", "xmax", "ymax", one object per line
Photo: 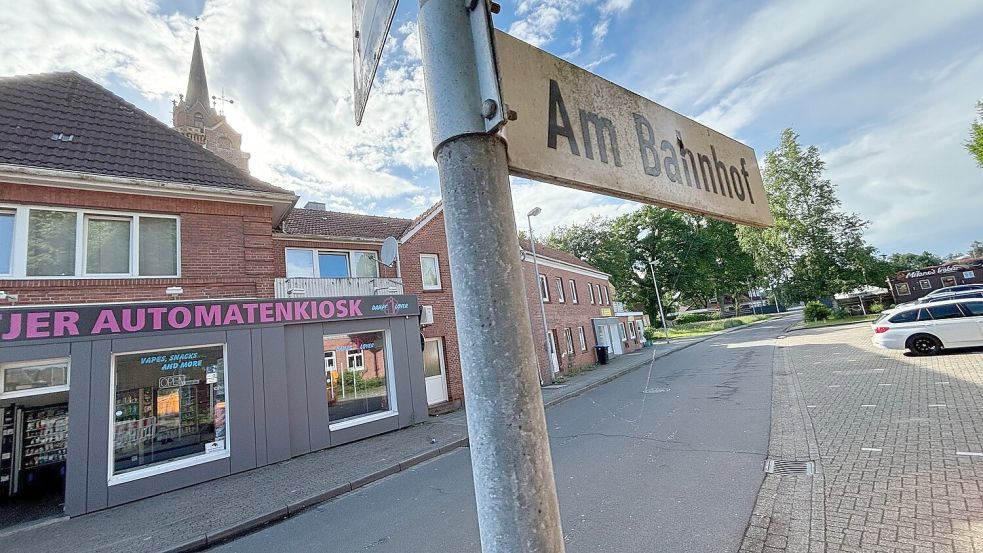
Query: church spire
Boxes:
[{"xmin": 185, "ymin": 29, "xmax": 210, "ymax": 108}]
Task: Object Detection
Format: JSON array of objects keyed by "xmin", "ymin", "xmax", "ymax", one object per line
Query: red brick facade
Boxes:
[{"xmin": 0, "ymin": 182, "xmax": 278, "ymax": 304}]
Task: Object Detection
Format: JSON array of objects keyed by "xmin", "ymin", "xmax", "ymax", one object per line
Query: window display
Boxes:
[
  {"xmin": 323, "ymin": 331, "xmax": 392, "ymax": 424},
  {"xmin": 112, "ymin": 345, "xmax": 227, "ymax": 478}
]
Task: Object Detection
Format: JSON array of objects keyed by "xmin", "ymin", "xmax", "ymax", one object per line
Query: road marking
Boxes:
[
  {"xmin": 806, "ymin": 405, "xmax": 817, "ymax": 408},
  {"xmin": 957, "ymin": 451, "xmax": 983, "ymax": 457},
  {"xmin": 861, "ymin": 448, "xmax": 882, "ymax": 452},
  {"xmin": 936, "ymin": 382, "xmax": 950, "ymax": 385},
  {"xmin": 873, "ymin": 369, "xmax": 885, "ymax": 372},
  {"xmin": 928, "ymin": 404, "xmax": 947, "ymax": 408},
  {"xmin": 828, "ymin": 385, "xmax": 840, "ymax": 388},
  {"xmin": 861, "ymin": 404, "xmax": 876, "ymax": 408},
  {"xmin": 878, "ymin": 383, "xmax": 892, "ymax": 386},
  {"xmin": 831, "ymin": 370, "xmax": 842, "ymax": 374}
]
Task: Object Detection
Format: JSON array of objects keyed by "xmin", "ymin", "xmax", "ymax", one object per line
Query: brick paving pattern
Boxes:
[{"xmin": 743, "ymin": 323, "xmax": 983, "ymax": 552}]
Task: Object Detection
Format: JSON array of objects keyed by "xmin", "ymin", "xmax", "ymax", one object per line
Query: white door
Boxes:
[
  {"xmin": 423, "ymin": 338, "xmax": 448, "ymax": 405},
  {"xmin": 926, "ymin": 304, "xmax": 977, "ymax": 346},
  {"xmin": 547, "ymin": 332, "xmax": 560, "ymax": 373},
  {"xmin": 607, "ymin": 325, "xmax": 623, "ymax": 355}
]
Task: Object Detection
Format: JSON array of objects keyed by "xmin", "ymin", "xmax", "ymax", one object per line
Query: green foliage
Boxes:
[
  {"xmin": 830, "ymin": 307, "xmax": 848, "ymax": 320},
  {"xmin": 642, "ymin": 326, "xmax": 660, "ymax": 341},
  {"xmin": 968, "ymin": 101, "xmax": 983, "ymax": 168},
  {"xmin": 674, "ymin": 312, "xmax": 719, "ymax": 325},
  {"xmin": 804, "ymin": 301, "xmax": 831, "ymax": 322},
  {"xmin": 663, "ymin": 315, "xmax": 769, "ymax": 337},
  {"xmin": 870, "ymin": 302, "xmax": 885, "ymax": 314}
]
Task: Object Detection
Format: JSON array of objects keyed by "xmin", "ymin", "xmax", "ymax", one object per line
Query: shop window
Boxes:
[
  {"xmin": 569, "ymin": 279, "xmax": 578, "ymax": 303},
  {"xmin": 919, "ymin": 280, "xmax": 932, "ymax": 290},
  {"xmin": 27, "ymin": 209, "xmax": 77, "ymax": 276},
  {"xmin": 0, "ymin": 358, "xmax": 70, "ymax": 399},
  {"xmin": 539, "ymin": 274, "xmax": 550, "ymax": 302},
  {"xmin": 111, "ymin": 345, "xmax": 228, "ymax": 482},
  {"xmin": 324, "ymin": 331, "xmax": 393, "ymax": 426},
  {"xmin": 578, "ymin": 326, "xmax": 587, "ymax": 351},
  {"xmin": 896, "ymin": 283, "xmax": 910, "ymax": 296},
  {"xmin": 556, "ymin": 277, "xmax": 565, "ymax": 303},
  {"xmin": 941, "ymin": 276, "xmax": 957, "ymax": 287},
  {"xmin": 564, "ymin": 328, "xmax": 574, "ymax": 354},
  {"xmin": 421, "ymin": 254, "xmax": 441, "ymax": 290},
  {"xmin": 588, "ymin": 283, "xmax": 595, "ymax": 304},
  {"xmin": 84, "ymin": 216, "xmax": 131, "ymax": 275},
  {"xmin": 0, "ymin": 209, "xmax": 13, "ymax": 275}
]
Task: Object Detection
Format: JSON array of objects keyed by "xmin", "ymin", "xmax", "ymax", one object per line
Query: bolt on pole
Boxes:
[{"xmin": 417, "ymin": 1, "xmax": 565, "ymax": 552}]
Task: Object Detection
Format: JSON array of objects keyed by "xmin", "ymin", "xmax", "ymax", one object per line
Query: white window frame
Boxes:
[
  {"xmin": 1, "ymin": 204, "xmax": 180, "ymax": 280},
  {"xmin": 564, "ymin": 328, "xmax": 574, "ymax": 354},
  {"xmin": 588, "ymin": 283, "xmax": 595, "ymax": 304},
  {"xmin": 896, "ymin": 283, "xmax": 910, "ymax": 295},
  {"xmin": 82, "ymin": 214, "xmax": 133, "ymax": 277},
  {"xmin": 539, "ymin": 274, "xmax": 550, "ymax": 302},
  {"xmin": 328, "ymin": 329, "xmax": 399, "ymax": 431},
  {"xmin": 602, "ymin": 285, "xmax": 610, "ymax": 305},
  {"xmin": 919, "ymin": 279, "xmax": 932, "ymax": 290},
  {"xmin": 628, "ymin": 321, "xmax": 637, "ymax": 339},
  {"xmin": 324, "ymin": 350, "xmax": 336, "ymax": 373},
  {"xmin": 0, "ymin": 208, "xmax": 15, "ymax": 276},
  {"xmin": 0, "ymin": 357, "xmax": 71, "ymax": 400},
  {"xmin": 285, "ymin": 247, "xmax": 380, "ymax": 279},
  {"xmin": 420, "ymin": 254, "xmax": 442, "ymax": 290},
  {"xmin": 578, "ymin": 326, "xmax": 587, "ymax": 352},
  {"xmin": 346, "ymin": 350, "xmax": 365, "ymax": 372},
  {"xmin": 107, "ymin": 343, "xmax": 229, "ymax": 486},
  {"xmin": 556, "ymin": 277, "xmax": 565, "ymax": 303},
  {"xmin": 569, "ymin": 279, "xmax": 578, "ymax": 303}
]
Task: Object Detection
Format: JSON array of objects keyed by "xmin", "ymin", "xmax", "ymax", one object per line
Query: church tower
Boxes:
[{"xmin": 172, "ymin": 30, "xmax": 251, "ymax": 172}]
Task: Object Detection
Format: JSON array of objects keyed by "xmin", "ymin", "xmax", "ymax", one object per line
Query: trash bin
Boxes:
[{"xmin": 594, "ymin": 345, "xmax": 609, "ymax": 365}]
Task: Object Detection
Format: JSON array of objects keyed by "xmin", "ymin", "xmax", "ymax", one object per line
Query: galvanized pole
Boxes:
[
  {"xmin": 418, "ymin": 1, "xmax": 565, "ymax": 552},
  {"xmin": 528, "ymin": 212, "xmax": 556, "ymax": 383},
  {"xmin": 648, "ymin": 260, "xmax": 670, "ymax": 343}
]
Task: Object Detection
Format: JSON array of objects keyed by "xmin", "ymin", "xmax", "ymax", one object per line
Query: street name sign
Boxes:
[
  {"xmin": 495, "ymin": 30, "xmax": 773, "ymax": 228},
  {"xmin": 352, "ymin": 0, "xmax": 399, "ymax": 125}
]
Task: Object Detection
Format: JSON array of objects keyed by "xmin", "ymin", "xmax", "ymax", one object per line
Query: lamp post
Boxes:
[
  {"xmin": 527, "ymin": 207, "xmax": 555, "ymax": 382},
  {"xmin": 858, "ymin": 267, "xmax": 869, "ymax": 315},
  {"xmin": 637, "ymin": 228, "xmax": 670, "ymax": 343}
]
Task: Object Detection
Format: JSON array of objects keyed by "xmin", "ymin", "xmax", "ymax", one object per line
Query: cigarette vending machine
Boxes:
[{"xmin": 0, "ymin": 404, "xmax": 68, "ymax": 497}]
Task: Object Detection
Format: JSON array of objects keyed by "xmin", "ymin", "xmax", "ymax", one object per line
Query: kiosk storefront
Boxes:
[{"xmin": 0, "ymin": 295, "xmax": 427, "ymax": 522}]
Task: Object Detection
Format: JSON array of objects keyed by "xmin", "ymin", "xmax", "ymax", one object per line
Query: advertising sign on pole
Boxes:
[
  {"xmin": 495, "ymin": 30, "xmax": 774, "ymax": 228},
  {"xmin": 352, "ymin": 0, "xmax": 399, "ymax": 125}
]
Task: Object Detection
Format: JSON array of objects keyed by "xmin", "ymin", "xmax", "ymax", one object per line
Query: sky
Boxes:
[{"xmin": 1, "ymin": 0, "xmax": 981, "ymax": 257}]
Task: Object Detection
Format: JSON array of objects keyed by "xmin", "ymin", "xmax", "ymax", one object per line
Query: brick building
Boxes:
[{"xmin": 0, "ymin": 71, "xmax": 296, "ymax": 306}]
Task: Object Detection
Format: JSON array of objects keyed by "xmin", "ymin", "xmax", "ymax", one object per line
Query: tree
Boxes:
[
  {"xmin": 968, "ymin": 101, "xmax": 983, "ymax": 168},
  {"xmin": 736, "ymin": 128, "xmax": 872, "ymax": 302},
  {"xmin": 969, "ymin": 241, "xmax": 983, "ymax": 259}
]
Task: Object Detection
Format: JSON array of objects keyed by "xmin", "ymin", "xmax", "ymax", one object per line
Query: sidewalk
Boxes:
[{"xmin": 0, "ymin": 329, "xmax": 745, "ymax": 553}]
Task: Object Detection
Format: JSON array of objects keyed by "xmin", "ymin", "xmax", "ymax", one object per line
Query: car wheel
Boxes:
[{"xmin": 908, "ymin": 334, "xmax": 942, "ymax": 356}]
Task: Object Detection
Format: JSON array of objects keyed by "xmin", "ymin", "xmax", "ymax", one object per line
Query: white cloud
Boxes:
[{"xmin": 510, "ymin": 179, "xmax": 639, "ymax": 237}]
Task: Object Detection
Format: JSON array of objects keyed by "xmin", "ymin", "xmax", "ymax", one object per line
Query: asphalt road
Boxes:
[{"xmin": 210, "ymin": 319, "xmax": 786, "ymax": 553}]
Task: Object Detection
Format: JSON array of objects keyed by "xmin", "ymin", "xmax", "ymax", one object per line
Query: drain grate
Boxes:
[{"xmin": 764, "ymin": 459, "xmax": 815, "ymax": 475}]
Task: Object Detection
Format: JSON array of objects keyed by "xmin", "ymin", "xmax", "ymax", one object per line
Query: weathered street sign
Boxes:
[
  {"xmin": 352, "ymin": 0, "xmax": 399, "ymax": 125},
  {"xmin": 495, "ymin": 30, "xmax": 774, "ymax": 228}
]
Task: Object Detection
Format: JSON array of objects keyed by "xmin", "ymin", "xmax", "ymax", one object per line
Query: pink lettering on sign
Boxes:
[
  {"xmin": 319, "ymin": 301, "xmax": 335, "ymax": 318},
  {"xmin": 122, "ymin": 309, "xmax": 146, "ymax": 332},
  {"xmin": 148, "ymin": 307, "xmax": 167, "ymax": 330},
  {"xmin": 92, "ymin": 310, "xmax": 121, "ymax": 334},
  {"xmin": 168, "ymin": 307, "xmax": 192, "ymax": 329},
  {"xmin": 349, "ymin": 300, "xmax": 363, "ymax": 317},
  {"xmin": 26, "ymin": 312, "xmax": 52, "ymax": 339},
  {"xmin": 274, "ymin": 302, "xmax": 292, "ymax": 322},
  {"xmin": 53, "ymin": 311, "xmax": 80, "ymax": 337},
  {"xmin": 259, "ymin": 303, "xmax": 275, "ymax": 323},
  {"xmin": 224, "ymin": 305, "xmax": 244, "ymax": 326},
  {"xmin": 195, "ymin": 305, "xmax": 222, "ymax": 327},
  {"xmin": 1, "ymin": 313, "xmax": 22, "ymax": 341}
]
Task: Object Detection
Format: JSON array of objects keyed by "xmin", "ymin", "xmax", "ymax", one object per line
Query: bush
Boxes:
[
  {"xmin": 870, "ymin": 302, "xmax": 885, "ymax": 314},
  {"xmin": 674, "ymin": 312, "xmax": 719, "ymax": 325},
  {"xmin": 643, "ymin": 326, "xmax": 660, "ymax": 341},
  {"xmin": 830, "ymin": 307, "xmax": 848, "ymax": 320},
  {"xmin": 804, "ymin": 301, "xmax": 831, "ymax": 322}
]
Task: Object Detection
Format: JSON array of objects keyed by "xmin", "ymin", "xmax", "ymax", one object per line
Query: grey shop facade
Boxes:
[{"xmin": 0, "ymin": 295, "xmax": 428, "ymax": 519}]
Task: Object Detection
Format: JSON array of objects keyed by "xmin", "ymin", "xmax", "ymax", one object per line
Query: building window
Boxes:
[
  {"xmin": 421, "ymin": 254, "xmax": 441, "ymax": 290},
  {"xmin": 111, "ymin": 344, "xmax": 228, "ymax": 483},
  {"xmin": 941, "ymin": 276, "xmax": 957, "ymax": 287},
  {"xmin": 588, "ymin": 283, "xmax": 595, "ymax": 304},
  {"xmin": 569, "ymin": 279, "xmax": 578, "ymax": 303},
  {"xmin": 193, "ymin": 112, "xmax": 204, "ymax": 130},
  {"xmin": 284, "ymin": 248, "xmax": 380, "ymax": 279},
  {"xmin": 1, "ymin": 358, "xmax": 70, "ymax": 400},
  {"xmin": 602, "ymin": 285, "xmax": 609, "ymax": 305},
  {"xmin": 618, "ymin": 322, "xmax": 627, "ymax": 341},
  {"xmin": 578, "ymin": 326, "xmax": 587, "ymax": 352},
  {"xmin": 423, "ymin": 338, "xmax": 445, "ymax": 379},
  {"xmin": 4, "ymin": 206, "xmax": 178, "ymax": 279},
  {"xmin": 556, "ymin": 277, "xmax": 565, "ymax": 303},
  {"xmin": 564, "ymin": 328, "xmax": 574, "ymax": 354},
  {"xmin": 0, "ymin": 209, "xmax": 14, "ymax": 275},
  {"xmin": 539, "ymin": 274, "xmax": 550, "ymax": 302},
  {"xmin": 920, "ymin": 279, "xmax": 932, "ymax": 290},
  {"xmin": 628, "ymin": 321, "xmax": 637, "ymax": 339},
  {"xmin": 896, "ymin": 283, "xmax": 910, "ymax": 295},
  {"xmin": 324, "ymin": 331, "xmax": 394, "ymax": 426},
  {"xmin": 324, "ymin": 351, "xmax": 336, "ymax": 375}
]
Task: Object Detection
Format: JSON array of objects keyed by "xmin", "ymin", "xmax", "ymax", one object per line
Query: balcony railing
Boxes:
[{"xmin": 274, "ymin": 277, "xmax": 404, "ymax": 298}]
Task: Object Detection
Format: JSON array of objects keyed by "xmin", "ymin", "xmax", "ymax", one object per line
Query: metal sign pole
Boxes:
[
  {"xmin": 417, "ymin": 1, "xmax": 565, "ymax": 552},
  {"xmin": 649, "ymin": 260, "xmax": 670, "ymax": 343}
]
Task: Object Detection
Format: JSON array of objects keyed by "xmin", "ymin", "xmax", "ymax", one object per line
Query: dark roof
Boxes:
[
  {"xmin": 518, "ymin": 237, "xmax": 606, "ymax": 274},
  {"xmin": 0, "ymin": 71, "xmax": 290, "ymax": 195},
  {"xmin": 185, "ymin": 31, "xmax": 210, "ymax": 108},
  {"xmin": 280, "ymin": 208, "xmax": 412, "ymax": 240}
]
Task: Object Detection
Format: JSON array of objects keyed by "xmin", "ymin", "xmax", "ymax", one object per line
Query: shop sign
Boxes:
[
  {"xmin": 0, "ymin": 295, "xmax": 418, "ymax": 344},
  {"xmin": 903, "ymin": 264, "xmax": 966, "ymax": 280},
  {"xmin": 600, "ymin": 308, "xmax": 613, "ymax": 317},
  {"xmin": 496, "ymin": 31, "xmax": 773, "ymax": 228}
]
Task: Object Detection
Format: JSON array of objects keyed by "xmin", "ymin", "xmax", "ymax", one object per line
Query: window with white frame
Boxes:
[
  {"xmin": 0, "ymin": 206, "xmax": 178, "ymax": 278},
  {"xmin": 578, "ymin": 326, "xmax": 587, "ymax": 352},
  {"xmin": 588, "ymin": 282, "xmax": 595, "ymax": 304},
  {"xmin": 602, "ymin": 285, "xmax": 610, "ymax": 305},
  {"xmin": 285, "ymin": 248, "xmax": 379, "ymax": 279},
  {"xmin": 569, "ymin": 279, "xmax": 578, "ymax": 303},
  {"xmin": 628, "ymin": 321, "xmax": 637, "ymax": 339},
  {"xmin": 347, "ymin": 351, "xmax": 365, "ymax": 371},
  {"xmin": 556, "ymin": 277, "xmax": 565, "ymax": 303},
  {"xmin": 564, "ymin": 328, "xmax": 574, "ymax": 354},
  {"xmin": 618, "ymin": 322, "xmax": 627, "ymax": 341},
  {"xmin": 1, "ymin": 358, "xmax": 70, "ymax": 399},
  {"xmin": 420, "ymin": 254, "xmax": 441, "ymax": 290},
  {"xmin": 539, "ymin": 274, "xmax": 550, "ymax": 302},
  {"xmin": 324, "ymin": 351, "xmax": 336, "ymax": 374}
]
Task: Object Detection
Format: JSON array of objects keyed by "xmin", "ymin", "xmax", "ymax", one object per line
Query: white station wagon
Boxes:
[{"xmin": 871, "ymin": 298, "xmax": 983, "ymax": 356}]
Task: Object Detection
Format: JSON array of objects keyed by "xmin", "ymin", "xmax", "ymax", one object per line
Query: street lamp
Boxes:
[
  {"xmin": 637, "ymin": 228, "xmax": 670, "ymax": 343},
  {"xmin": 526, "ymin": 207, "xmax": 555, "ymax": 382},
  {"xmin": 858, "ymin": 266, "xmax": 869, "ymax": 315}
]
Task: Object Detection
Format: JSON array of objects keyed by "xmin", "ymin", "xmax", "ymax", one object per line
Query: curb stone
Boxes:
[{"xmin": 163, "ymin": 316, "xmax": 790, "ymax": 552}]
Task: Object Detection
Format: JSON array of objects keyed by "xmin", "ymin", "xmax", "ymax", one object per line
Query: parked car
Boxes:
[
  {"xmin": 923, "ymin": 284, "xmax": 983, "ymax": 299},
  {"xmin": 871, "ymin": 290, "xmax": 983, "ymax": 328},
  {"xmin": 871, "ymin": 298, "xmax": 983, "ymax": 355}
]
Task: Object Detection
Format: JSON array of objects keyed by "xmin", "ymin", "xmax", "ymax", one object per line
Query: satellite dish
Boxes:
[{"xmin": 380, "ymin": 236, "xmax": 398, "ymax": 267}]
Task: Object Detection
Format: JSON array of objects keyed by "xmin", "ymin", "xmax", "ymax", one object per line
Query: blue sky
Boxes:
[{"xmin": 2, "ymin": 0, "xmax": 982, "ymax": 257}]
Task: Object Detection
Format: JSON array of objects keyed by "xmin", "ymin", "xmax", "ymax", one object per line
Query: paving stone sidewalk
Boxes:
[
  {"xmin": 0, "ymin": 333, "xmax": 721, "ymax": 553},
  {"xmin": 741, "ymin": 323, "xmax": 983, "ymax": 553}
]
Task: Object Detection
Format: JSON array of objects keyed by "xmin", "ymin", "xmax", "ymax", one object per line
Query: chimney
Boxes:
[{"xmin": 304, "ymin": 201, "xmax": 326, "ymax": 211}]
